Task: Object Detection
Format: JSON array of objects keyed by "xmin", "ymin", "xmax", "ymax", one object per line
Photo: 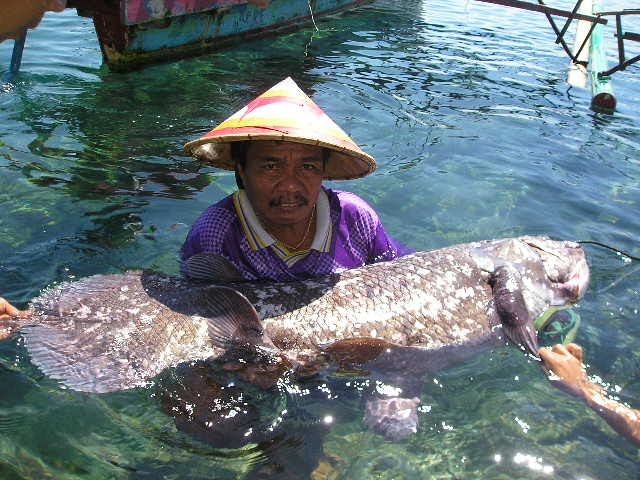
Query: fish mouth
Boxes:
[
  {"xmin": 549, "ymin": 249, "xmax": 590, "ymax": 305},
  {"xmin": 525, "ymin": 238, "xmax": 590, "ymax": 305}
]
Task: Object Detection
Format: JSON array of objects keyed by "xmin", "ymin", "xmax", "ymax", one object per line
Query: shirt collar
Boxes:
[{"xmin": 234, "ymin": 188, "xmax": 331, "ymax": 253}]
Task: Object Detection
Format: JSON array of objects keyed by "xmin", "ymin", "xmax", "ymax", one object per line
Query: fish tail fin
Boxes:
[
  {"xmin": 24, "ymin": 324, "xmax": 138, "ymax": 393},
  {"xmin": 490, "ymin": 265, "xmax": 539, "ymax": 356},
  {"xmin": 201, "ymin": 286, "xmax": 275, "ymax": 352},
  {"xmin": 0, "ymin": 316, "xmax": 32, "ymax": 341}
]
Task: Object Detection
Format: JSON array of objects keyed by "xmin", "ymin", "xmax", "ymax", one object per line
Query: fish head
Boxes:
[
  {"xmin": 521, "ymin": 237, "xmax": 590, "ymax": 305},
  {"xmin": 473, "ymin": 236, "xmax": 590, "ymax": 311}
]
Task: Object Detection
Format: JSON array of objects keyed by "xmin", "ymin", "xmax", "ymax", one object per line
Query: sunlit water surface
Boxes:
[{"xmin": 1, "ymin": 0, "xmax": 639, "ymax": 478}]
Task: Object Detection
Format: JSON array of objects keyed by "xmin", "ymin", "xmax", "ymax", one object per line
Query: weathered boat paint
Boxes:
[{"xmin": 68, "ymin": 0, "xmax": 371, "ymax": 71}]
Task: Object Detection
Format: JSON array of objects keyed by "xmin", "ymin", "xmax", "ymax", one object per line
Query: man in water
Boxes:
[
  {"xmin": 179, "ymin": 77, "xmax": 410, "ymax": 282},
  {"xmin": 0, "ymin": 78, "xmax": 408, "ymax": 307}
]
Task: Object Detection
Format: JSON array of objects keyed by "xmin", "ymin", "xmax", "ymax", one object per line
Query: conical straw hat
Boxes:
[{"xmin": 184, "ymin": 77, "xmax": 376, "ymax": 180}]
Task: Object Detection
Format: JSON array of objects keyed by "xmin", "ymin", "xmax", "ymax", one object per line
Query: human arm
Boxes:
[
  {"xmin": 539, "ymin": 343, "xmax": 640, "ymax": 447},
  {"xmin": 334, "ymin": 190, "xmax": 413, "ymax": 264},
  {"xmin": 369, "ymin": 221, "xmax": 414, "ymax": 263}
]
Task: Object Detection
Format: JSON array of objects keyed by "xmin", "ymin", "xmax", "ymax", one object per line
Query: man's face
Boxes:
[{"xmin": 238, "ymin": 141, "xmax": 324, "ymax": 228}]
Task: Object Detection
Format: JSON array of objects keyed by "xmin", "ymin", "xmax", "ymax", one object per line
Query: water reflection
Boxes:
[
  {"xmin": 0, "ymin": 1, "xmax": 639, "ymax": 478},
  {"xmin": 158, "ymin": 361, "xmax": 340, "ymax": 479}
]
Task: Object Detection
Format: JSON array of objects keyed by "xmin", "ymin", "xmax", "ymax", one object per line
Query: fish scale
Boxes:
[{"xmin": 234, "ymin": 248, "xmax": 495, "ymax": 351}]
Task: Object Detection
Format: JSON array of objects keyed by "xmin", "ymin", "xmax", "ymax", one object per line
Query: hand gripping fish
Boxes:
[{"xmin": 1, "ymin": 236, "xmax": 589, "ymax": 440}]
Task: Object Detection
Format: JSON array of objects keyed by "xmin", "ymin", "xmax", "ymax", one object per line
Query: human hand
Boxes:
[
  {"xmin": 0, "ymin": 297, "xmax": 29, "ymax": 320},
  {"xmin": 0, "ymin": 297, "xmax": 31, "ymax": 341},
  {"xmin": 539, "ymin": 343, "xmax": 592, "ymax": 399}
]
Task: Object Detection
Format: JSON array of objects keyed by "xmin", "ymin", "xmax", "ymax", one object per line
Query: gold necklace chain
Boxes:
[{"xmin": 274, "ymin": 205, "xmax": 316, "ymax": 252}]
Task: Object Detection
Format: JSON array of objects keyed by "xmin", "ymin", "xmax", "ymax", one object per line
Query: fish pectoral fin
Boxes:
[
  {"xmin": 470, "ymin": 247, "xmax": 506, "ymax": 273},
  {"xmin": 202, "ymin": 286, "xmax": 275, "ymax": 351},
  {"xmin": 490, "ymin": 265, "xmax": 539, "ymax": 356}
]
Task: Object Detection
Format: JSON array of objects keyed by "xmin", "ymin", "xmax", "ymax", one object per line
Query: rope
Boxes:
[
  {"xmin": 308, "ymin": 0, "xmax": 319, "ymax": 31},
  {"xmin": 577, "ymin": 240, "xmax": 640, "ymax": 261}
]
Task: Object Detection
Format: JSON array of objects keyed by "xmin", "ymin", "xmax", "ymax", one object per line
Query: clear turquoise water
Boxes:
[{"xmin": 1, "ymin": 0, "xmax": 638, "ymax": 478}]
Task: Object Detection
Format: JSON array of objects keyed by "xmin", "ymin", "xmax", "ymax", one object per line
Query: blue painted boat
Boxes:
[{"xmin": 67, "ymin": 0, "xmax": 371, "ymax": 71}]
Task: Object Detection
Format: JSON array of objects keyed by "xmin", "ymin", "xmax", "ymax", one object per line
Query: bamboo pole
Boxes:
[
  {"xmin": 590, "ymin": 0, "xmax": 616, "ymax": 113},
  {"xmin": 567, "ymin": 1, "xmax": 593, "ymax": 88}
]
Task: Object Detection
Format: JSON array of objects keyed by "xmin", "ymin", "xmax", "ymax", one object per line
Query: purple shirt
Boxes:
[{"xmin": 180, "ymin": 187, "xmax": 411, "ymax": 282}]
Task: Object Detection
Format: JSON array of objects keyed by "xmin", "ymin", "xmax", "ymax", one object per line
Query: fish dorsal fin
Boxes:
[
  {"xmin": 182, "ymin": 254, "xmax": 245, "ymax": 282},
  {"xmin": 201, "ymin": 286, "xmax": 274, "ymax": 351}
]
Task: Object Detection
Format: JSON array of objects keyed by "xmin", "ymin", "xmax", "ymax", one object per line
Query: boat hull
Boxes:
[{"xmin": 69, "ymin": 0, "xmax": 370, "ymax": 71}]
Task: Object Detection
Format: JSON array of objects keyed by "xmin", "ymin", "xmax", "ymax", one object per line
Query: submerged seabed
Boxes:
[{"xmin": 0, "ymin": 0, "xmax": 638, "ymax": 478}]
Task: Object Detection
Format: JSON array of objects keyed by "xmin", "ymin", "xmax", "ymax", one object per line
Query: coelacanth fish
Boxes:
[{"xmin": 3, "ymin": 236, "xmax": 589, "ymax": 437}]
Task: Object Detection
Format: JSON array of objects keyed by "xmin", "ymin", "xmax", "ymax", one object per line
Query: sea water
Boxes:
[{"xmin": 0, "ymin": 0, "xmax": 638, "ymax": 478}]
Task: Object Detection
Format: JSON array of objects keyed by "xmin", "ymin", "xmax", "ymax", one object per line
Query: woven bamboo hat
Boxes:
[{"xmin": 184, "ymin": 77, "xmax": 376, "ymax": 180}]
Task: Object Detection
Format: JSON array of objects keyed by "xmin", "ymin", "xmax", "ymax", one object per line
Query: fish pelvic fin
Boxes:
[
  {"xmin": 202, "ymin": 286, "xmax": 276, "ymax": 353},
  {"xmin": 490, "ymin": 265, "xmax": 539, "ymax": 356},
  {"xmin": 202, "ymin": 287, "xmax": 292, "ymax": 389}
]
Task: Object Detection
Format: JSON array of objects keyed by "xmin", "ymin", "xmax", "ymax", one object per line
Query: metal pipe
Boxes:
[
  {"xmin": 474, "ymin": 0, "xmax": 607, "ymax": 24},
  {"xmin": 3, "ymin": 29, "xmax": 27, "ymax": 82},
  {"xmin": 590, "ymin": 0, "xmax": 615, "ymax": 113}
]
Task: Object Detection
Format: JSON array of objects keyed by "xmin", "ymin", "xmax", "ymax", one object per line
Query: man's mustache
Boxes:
[{"xmin": 270, "ymin": 196, "xmax": 309, "ymax": 207}]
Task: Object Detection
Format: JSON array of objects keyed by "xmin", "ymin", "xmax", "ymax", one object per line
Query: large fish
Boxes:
[
  {"xmin": 4, "ymin": 235, "xmax": 588, "ymax": 393},
  {"xmin": 3, "ymin": 236, "xmax": 590, "ymax": 439}
]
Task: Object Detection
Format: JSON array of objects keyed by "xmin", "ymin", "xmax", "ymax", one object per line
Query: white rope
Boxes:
[{"xmin": 308, "ymin": 0, "xmax": 319, "ymax": 31}]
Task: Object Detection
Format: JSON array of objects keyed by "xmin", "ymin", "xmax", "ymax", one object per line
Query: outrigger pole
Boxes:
[
  {"xmin": 567, "ymin": 0, "xmax": 592, "ymax": 88},
  {"xmin": 589, "ymin": 0, "xmax": 615, "ymax": 113},
  {"xmin": 474, "ymin": 0, "xmax": 640, "ymax": 114},
  {"xmin": 2, "ymin": 29, "xmax": 27, "ymax": 83}
]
